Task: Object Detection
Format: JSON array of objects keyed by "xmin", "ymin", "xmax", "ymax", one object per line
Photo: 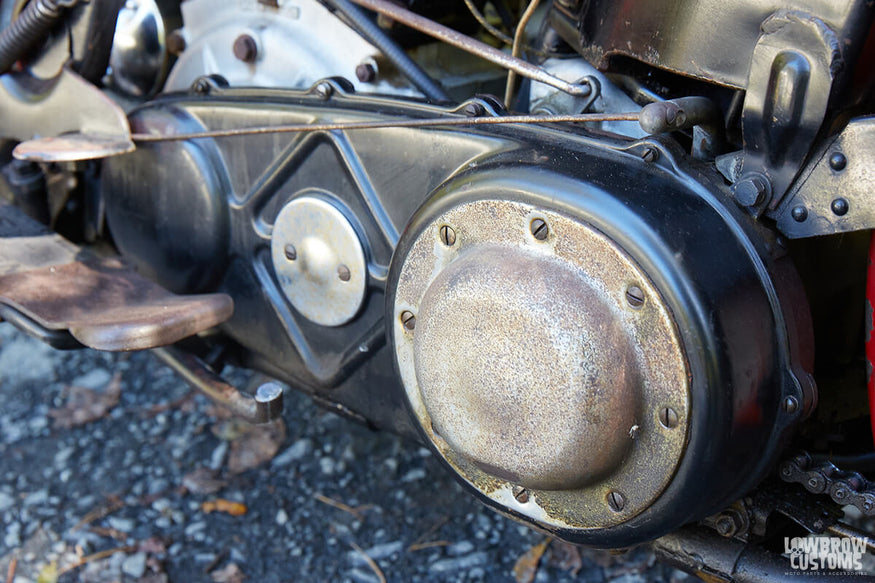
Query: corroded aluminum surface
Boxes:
[
  {"xmin": 393, "ymin": 199, "xmax": 690, "ymax": 529},
  {"xmin": 270, "ymin": 195, "xmax": 367, "ymax": 327}
]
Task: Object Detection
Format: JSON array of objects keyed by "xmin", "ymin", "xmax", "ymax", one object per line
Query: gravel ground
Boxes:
[{"xmin": 0, "ymin": 324, "xmax": 688, "ymax": 582}]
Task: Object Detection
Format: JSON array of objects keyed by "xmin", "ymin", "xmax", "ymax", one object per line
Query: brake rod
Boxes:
[
  {"xmin": 130, "ymin": 112, "xmax": 640, "ymax": 142},
  {"xmin": 347, "ymin": 0, "xmax": 592, "ymax": 98}
]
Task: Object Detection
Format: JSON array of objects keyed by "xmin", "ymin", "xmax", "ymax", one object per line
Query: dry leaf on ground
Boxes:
[
  {"xmin": 513, "ymin": 538, "xmax": 551, "ymax": 583},
  {"xmin": 201, "ymin": 499, "xmax": 248, "ymax": 516},
  {"xmin": 210, "ymin": 563, "xmax": 245, "ymax": 583},
  {"xmin": 547, "ymin": 540, "xmax": 583, "ymax": 576},
  {"xmin": 182, "ymin": 468, "xmax": 227, "ymax": 495},
  {"xmin": 227, "ymin": 419, "xmax": 286, "ymax": 474},
  {"xmin": 48, "ymin": 373, "xmax": 121, "ymax": 429}
]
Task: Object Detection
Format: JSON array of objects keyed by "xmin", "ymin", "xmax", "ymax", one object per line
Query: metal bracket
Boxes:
[
  {"xmin": 738, "ymin": 10, "xmax": 841, "ymax": 213},
  {"xmin": 1, "ymin": 68, "xmax": 134, "ymax": 162},
  {"xmin": 774, "ymin": 116, "xmax": 875, "ymax": 238}
]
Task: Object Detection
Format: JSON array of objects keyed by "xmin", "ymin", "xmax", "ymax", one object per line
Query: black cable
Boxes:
[
  {"xmin": 0, "ymin": 0, "xmax": 71, "ymax": 75},
  {"xmin": 321, "ymin": 0, "xmax": 451, "ymax": 102}
]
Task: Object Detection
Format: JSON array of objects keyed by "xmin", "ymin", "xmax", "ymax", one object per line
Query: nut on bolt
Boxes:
[
  {"xmin": 355, "ymin": 63, "xmax": 377, "ymax": 83},
  {"xmin": 732, "ymin": 175, "xmax": 770, "ymax": 207},
  {"xmin": 233, "ymin": 34, "xmax": 258, "ymax": 64},
  {"xmin": 714, "ymin": 512, "xmax": 742, "ymax": 538}
]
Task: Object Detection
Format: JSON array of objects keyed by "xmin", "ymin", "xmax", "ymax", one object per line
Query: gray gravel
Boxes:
[{"xmin": 0, "ymin": 324, "xmax": 688, "ymax": 582}]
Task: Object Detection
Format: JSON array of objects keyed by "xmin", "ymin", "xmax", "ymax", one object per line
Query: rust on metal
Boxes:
[
  {"xmin": 0, "ymin": 259, "xmax": 233, "ymax": 351},
  {"xmin": 0, "ymin": 202, "xmax": 233, "ymax": 351},
  {"xmin": 152, "ymin": 347, "xmax": 283, "ymax": 424},
  {"xmin": 393, "ymin": 199, "xmax": 690, "ymax": 530}
]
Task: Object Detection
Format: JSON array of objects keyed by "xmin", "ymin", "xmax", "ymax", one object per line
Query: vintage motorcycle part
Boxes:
[
  {"xmin": 392, "ymin": 198, "xmax": 690, "ymax": 527},
  {"xmin": 0, "ymin": 201, "xmax": 233, "ymax": 351},
  {"xmin": 107, "ymin": 0, "xmax": 166, "ymax": 98},
  {"xmin": 270, "ymin": 195, "xmax": 368, "ymax": 327},
  {"xmin": 3, "ymin": 68, "xmax": 134, "ymax": 162},
  {"xmin": 549, "ymin": 0, "xmax": 873, "ymax": 91},
  {"xmin": 164, "ymin": 0, "xmax": 422, "ymax": 98},
  {"xmin": 348, "ymin": 0, "xmax": 593, "ymax": 99},
  {"xmin": 780, "ymin": 452, "xmax": 875, "ymax": 516},
  {"xmin": 100, "ymin": 81, "xmax": 814, "ymax": 547},
  {"xmin": 775, "ymin": 116, "xmax": 875, "ymax": 238},
  {"xmin": 153, "ymin": 346, "xmax": 284, "ymax": 424},
  {"xmin": 0, "ymin": 0, "xmax": 82, "ymax": 75}
]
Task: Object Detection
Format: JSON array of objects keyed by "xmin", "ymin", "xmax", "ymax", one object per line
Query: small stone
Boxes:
[
  {"xmin": 184, "ymin": 521, "xmax": 206, "ymax": 536},
  {"xmin": 347, "ymin": 541, "xmax": 403, "ymax": 566},
  {"xmin": 23, "ymin": 489, "xmax": 48, "ymax": 506},
  {"xmin": 429, "ymin": 552, "xmax": 490, "ymax": 573},
  {"xmin": 447, "ymin": 540, "xmax": 475, "ymax": 556},
  {"xmin": 71, "ymin": 369, "xmax": 113, "ymax": 391},
  {"xmin": 400, "ymin": 468, "xmax": 426, "ymax": 483},
  {"xmin": 148, "ymin": 478, "xmax": 169, "ymax": 495},
  {"xmin": 121, "ymin": 551, "xmax": 147, "ymax": 578},
  {"xmin": 210, "ymin": 442, "xmax": 229, "ymax": 470},
  {"xmin": 272, "ymin": 439, "xmax": 314, "ymax": 467},
  {"xmin": 107, "ymin": 516, "xmax": 135, "ymax": 532},
  {"xmin": 348, "ymin": 568, "xmax": 383, "ymax": 583},
  {"xmin": 0, "ymin": 491, "xmax": 14, "ymax": 511},
  {"xmin": 276, "ymin": 509, "xmax": 289, "ymax": 526},
  {"xmin": 319, "ymin": 457, "xmax": 336, "ymax": 475}
]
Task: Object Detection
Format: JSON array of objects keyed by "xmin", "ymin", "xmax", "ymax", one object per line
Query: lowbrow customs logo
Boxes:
[{"xmin": 785, "ymin": 536, "xmax": 871, "ymax": 575}]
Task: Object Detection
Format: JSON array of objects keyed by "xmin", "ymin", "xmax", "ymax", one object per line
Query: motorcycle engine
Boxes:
[{"xmin": 0, "ymin": 0, "xmax": 834, "ymax": 556}]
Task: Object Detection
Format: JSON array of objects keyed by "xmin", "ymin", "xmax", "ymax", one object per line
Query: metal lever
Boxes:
[{"xmin": 152, "ymin": 346, "xmax": 284, "ymax": 424}]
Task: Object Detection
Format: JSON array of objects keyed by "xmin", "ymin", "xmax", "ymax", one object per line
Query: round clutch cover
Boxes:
[
  {"xmin": 271, "ymin": 195, "xmax": 367, "ymax": 327},
  {"xmin": 392, "ymin": 199, "xmax": 690, "ymax": 529}
]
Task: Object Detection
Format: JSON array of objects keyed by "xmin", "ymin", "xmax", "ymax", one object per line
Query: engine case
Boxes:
[{"xmin": 101, "ymin": 84, "xmax": 812, "ymax": 546}]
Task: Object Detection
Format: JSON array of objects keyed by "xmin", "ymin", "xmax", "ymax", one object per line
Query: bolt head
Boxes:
[
  {"xmin": 233, "ymin": 34, "xmax": 258, "ymax": 63},
  {"xmin": 530, "ymin": 218, "xmax": 548, "ymax": 240},
  {"xmin": 791, "ymin": 205, "xmax": 808, "ymax": 223},
  {"xmin": 284, "ymin": 244, "xmax": 297, "ymax": 261},
  {"xmin": 167, "ymin": 30, "xmax": 187, "ymax": 56},
  {"xmin": 400, "ymin": 310, "xmax": 416, "ymax": 331},
  {"xmin": 641, "ymin": 148, "xmax": 658, "ymax": 163},
  {"xmin": 337, "ymin": 264, "xmax": 351, "ymax": 282},
  {"xmin": 512, "ymin": 486, "xmax": 529, "ymax": 503},
  {"xmin": 831, "ymin": 197, "xmax": 849, "ymax": 216},
  {"xmin": 355, "ymin": 63, "xmax": 377, "ymax": 83},
  {"xmin": 625, "ymin": 286, "xmax": 645, "ymax": 308},
  {"xmin": 732, "ymin": 176, "xmax": 769, "ymax": 207},
  {"xmin": 439, "ymin": 225, "xmax": 456, "ymax": 246},
  {"xmin": 782, "ymin": 396, "xmax": 799, "ymax": 414},
  {"xmin": 464, "ymin": 102, "xmax": 485, "ymax": 117},
  {"xmin": 659, "ymin": 406, "xmax": 679, "ymax": 429},
  {"xmin": 829, "ymin": 152, "xmax": 847, "ymax": 171},
  {"xmin": 315, "ymin": 83, "xmax": 334, "ymax": 100},
  {"xmin": 607, "ymin": 490, "xmax": 625, "ymax": 512}
]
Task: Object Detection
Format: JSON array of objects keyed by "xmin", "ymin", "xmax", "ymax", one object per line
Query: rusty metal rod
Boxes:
[
  {"xmin": 131, "ymin": 112, "xmax": 640, "ymax": 142},
  {"xmin": 347, "ymin": 0, "xmax": 591, "ymax": 98},
  {"xmin": 504, "ymin": 0, "xmax": 542, "ymax": 107},
  {"xmin": 152, "ymin": 346, "xmax": 283, "ymax": 424},
  {"xmin": 826, "ymin": 522, "xmax": 875, "ymax": 554}
]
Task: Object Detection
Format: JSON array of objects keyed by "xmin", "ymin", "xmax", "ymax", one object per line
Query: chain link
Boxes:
[{"xmin": 779, "ymin": 451, "xmax": 875, "ymax": 515}]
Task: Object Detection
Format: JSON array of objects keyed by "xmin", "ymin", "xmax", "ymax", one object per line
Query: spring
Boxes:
[{"xmin": 0, "ymin": 0, "xmax": 69, "ymax": 75}]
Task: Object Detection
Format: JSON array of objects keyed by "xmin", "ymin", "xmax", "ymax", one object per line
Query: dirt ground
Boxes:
[{"xmin": 0, "ymin": 325, "xmax": 688, "ymax": 582}]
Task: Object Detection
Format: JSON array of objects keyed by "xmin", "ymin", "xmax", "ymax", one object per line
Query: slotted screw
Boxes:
[
  {"xmin": 626, "ymin": 286, "xmax": 645, "ymax": 308},
  {"xmin": 530, "ymin": 218, "xmax": 548, "ymax": 240},
  {"xmin": 659, "ymin": 407, "xmax": 679, "ymax": 429},
  {"xmin": 439, "ymin": 225, "xmax": 456, "ymax": 246},
  {"xmin": 337, "ymin": 264, "xmax": 351, "ymax": 281},
  {"xmin": 400, "ymin": 310, "xmax": 416, "ymax": 330},
  {"xmin": 284, "ymin": 244, "xmax": 297, "ymax": 261},
  {"xmin": 607, "ymin": 490, "xmax": 625, "ymax": 512}
]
